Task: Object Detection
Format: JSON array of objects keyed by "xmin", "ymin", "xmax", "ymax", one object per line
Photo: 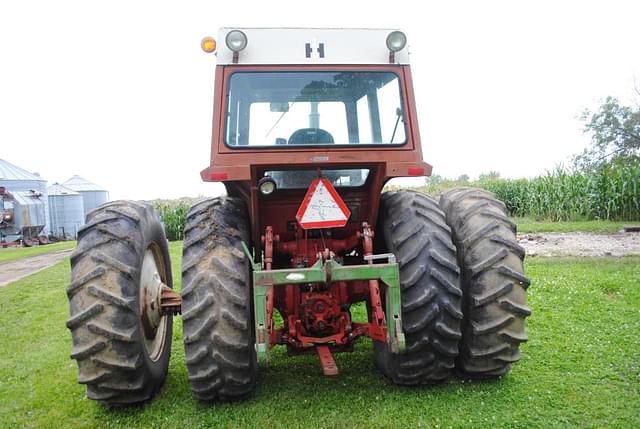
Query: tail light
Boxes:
[{"xmin": 408, "ymin": 167, "xmax": 425, "ymax": 176}]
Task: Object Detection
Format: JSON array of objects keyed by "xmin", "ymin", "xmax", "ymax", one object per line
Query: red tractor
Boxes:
[{"xmin": 66, "ymin": 28, "xmax": 530, "ymax": 406}]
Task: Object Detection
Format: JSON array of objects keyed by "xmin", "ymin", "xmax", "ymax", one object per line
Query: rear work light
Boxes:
[
  {"xmin": 225, "ymin": 29, "xmax": 248, "ymax": 63},
  {"xmin": 386, "ymin": 30, "xmax": 407, "ymax": 63},
  {"xmin": 258, "ymin": 176, "xmax": 277, "ymax": 195},
  {"xmin": 386, "ymin": 31, "xmax": 407, "ymax": 52},
  {"xmin": 225, "ymin": 30, "xmax": 248, "ymax": 52}
]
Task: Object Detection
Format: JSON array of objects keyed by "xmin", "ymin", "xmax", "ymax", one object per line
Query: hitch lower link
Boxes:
[{"xmin": 241, "ymin": 242, "xmax": 406, "ymax": 364}]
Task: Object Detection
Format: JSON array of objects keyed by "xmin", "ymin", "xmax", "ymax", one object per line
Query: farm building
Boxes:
[
  {"xmin": 62, "ymin": 175, "xmax": 109, "ymax": 216},
  {"xmin": 48, "ymin": 183, "xmax": 85, "ymax": 239},
  {"xmin": 0, "ymin": 158, "xmax": 50, "ymax": 236}
]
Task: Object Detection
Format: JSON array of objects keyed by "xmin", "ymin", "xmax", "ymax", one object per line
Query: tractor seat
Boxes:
[{"xmin": 288, "ymin": 128, "xmax": 334, "ymax": 145}]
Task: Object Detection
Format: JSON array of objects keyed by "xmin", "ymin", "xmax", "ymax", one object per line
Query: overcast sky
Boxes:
[{"xmin": 1, "ymin": 0, "xmax": 639, "ymax": 200}]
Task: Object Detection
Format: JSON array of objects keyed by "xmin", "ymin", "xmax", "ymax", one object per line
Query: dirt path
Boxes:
[
  {"xmin": 0, "ymin": 249, "xmax": 73, "ymax": 287},
  {"xmin": 518, "ymin": 232, "xmax": 640, "ymax": 257}
]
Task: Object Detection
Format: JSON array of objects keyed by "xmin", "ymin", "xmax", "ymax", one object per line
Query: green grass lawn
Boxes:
[
  {"xmin": 0, "ymin": 241, "xmax": 77, "ymax": 264},
  {"xmin": 0, "ymin": 242, "xmax": 639, "ymax": 428},
  {"xmin": 514, "ymin": 218, "xmax": 632, "ymax": 234}
]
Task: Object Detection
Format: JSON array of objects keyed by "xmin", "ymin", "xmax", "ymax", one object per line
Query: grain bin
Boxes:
[
  {"xmin": 48, "ymin": 183, "xmax": 85, "ymax": 239},
  {"xmin": 0, "ymin": 158, "xmax": 49, "ymax": 234},
  {"xmin": 62, "ymin": 175, "xmax": 109, "ymax": 216}
]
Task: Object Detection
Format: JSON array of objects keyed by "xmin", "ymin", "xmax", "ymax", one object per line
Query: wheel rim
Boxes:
[{"xmin": 139, "ymin": 243, "xmax": 168, "ymax": 362}]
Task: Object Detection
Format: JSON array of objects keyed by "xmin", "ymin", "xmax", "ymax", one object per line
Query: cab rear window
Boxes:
[
  {"xmin": 265, "ymin": 169, "xmax": 369, "ymax": 189},
  {"xmin": 226, "ymin": 71, "xmax": 406, "ymax": 147}
]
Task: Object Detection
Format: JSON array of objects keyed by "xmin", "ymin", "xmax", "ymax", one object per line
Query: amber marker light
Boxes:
[{"xmin": 201, "ymin": 37, "xmax": 217, "ymax": 53}]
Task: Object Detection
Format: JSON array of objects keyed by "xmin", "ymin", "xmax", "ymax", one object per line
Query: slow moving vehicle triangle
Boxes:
[{"xmin": 296, "ymin": 177, "xmax": 351, "ymax": 229}]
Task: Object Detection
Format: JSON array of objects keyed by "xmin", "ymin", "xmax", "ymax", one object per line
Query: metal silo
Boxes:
[
  {"xmin": 0, "ymin": 158, "xmax": 50, "ymax": 234},
  {"xmin": 48, "ymin": 183, "xmax": 85, "ymax": 239},
  {"xmin": 62, "ymin": 175, "xmax": 109, "ymax": 216}
]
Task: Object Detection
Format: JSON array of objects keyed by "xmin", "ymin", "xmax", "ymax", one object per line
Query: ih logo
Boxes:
[{"xmin": 305, "ymin": 41, "xmax": 325, "ymax": 59}]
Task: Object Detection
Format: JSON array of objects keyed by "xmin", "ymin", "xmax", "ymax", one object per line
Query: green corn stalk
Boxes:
[
  {"xmin": 153, "ymin": 201, "xmax": 189, "ymax": 241},
  {"xmin": 471, "ymin": 161, "xmax": 639, "ymax": 221}
]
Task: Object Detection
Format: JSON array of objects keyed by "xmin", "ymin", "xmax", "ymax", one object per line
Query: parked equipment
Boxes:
[
  {"xmin": 66, "ymin": 28, "xmax": 530, "ymax": 407},
  {"xmin": 1, "ymin": 186, "xmax": 48, "ymax": 246},
  {"xmin": 0, "ymin": 158, "xmax": 50, "ymax": 235}
]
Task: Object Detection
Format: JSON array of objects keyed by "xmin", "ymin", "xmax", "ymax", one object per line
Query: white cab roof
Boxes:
[{"xmin": 215, "ymin": 27, "xmax": 410, "ymax": 65}]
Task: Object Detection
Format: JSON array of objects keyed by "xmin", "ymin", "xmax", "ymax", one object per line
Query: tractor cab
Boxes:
[{"xmin": 201, "ymin": 29, "xmax": 429, "ymax": 234}]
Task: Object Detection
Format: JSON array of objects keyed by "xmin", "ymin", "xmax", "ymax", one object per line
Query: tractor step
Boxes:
[{"xmin": 316, "ymin": 345, "xmax": 339, "ymax": 376}]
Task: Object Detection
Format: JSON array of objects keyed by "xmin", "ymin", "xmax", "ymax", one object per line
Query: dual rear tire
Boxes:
[
  {"xmin": 67, "ymin": 198, "xmax": 257, "ymax": 406},
  {"xmin": 376, "ymin": 188, "xmax": 530, "ymax": 382}
]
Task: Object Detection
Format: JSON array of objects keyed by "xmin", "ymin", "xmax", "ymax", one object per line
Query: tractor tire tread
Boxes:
[
  {"xmin": 67, "ymin": 200, "xmax": 173, "ymax": 407},
  {"xmin": 182, "ymin": 196, "xmax": 257, "ymax": 402},
  {"xmin": 375, "ymin": 190, "xmax": 462, "ymax": 384},
  {"xmin": 440, "ymin": 187, "xmax": 530, "ymax": 379}
]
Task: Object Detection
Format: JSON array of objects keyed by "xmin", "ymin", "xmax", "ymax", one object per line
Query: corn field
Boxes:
[
  {"xmin": 153, "ymin": 201, "xmax": 190, "ymax": 241},
  {"xmin": 419, "ymin": 162, "xmax": 640, "ymax": 222}
]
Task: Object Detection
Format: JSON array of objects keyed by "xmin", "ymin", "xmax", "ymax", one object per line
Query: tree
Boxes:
[
  {"xmin": 456, "ymin": 174, "xmax": 470, "ymax": 183},
  {"xmin": 575, "ymin": 95, "xmax": 640, "ymax": 169},
  {"xmin": 425, "ymin": 174, "xmax": 444, "ymax": 186}
]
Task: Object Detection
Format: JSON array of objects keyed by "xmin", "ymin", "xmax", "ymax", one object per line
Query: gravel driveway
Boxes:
[{"xmin": 518, "ymin": 232, "xmax": 640, "ymax": 257}]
